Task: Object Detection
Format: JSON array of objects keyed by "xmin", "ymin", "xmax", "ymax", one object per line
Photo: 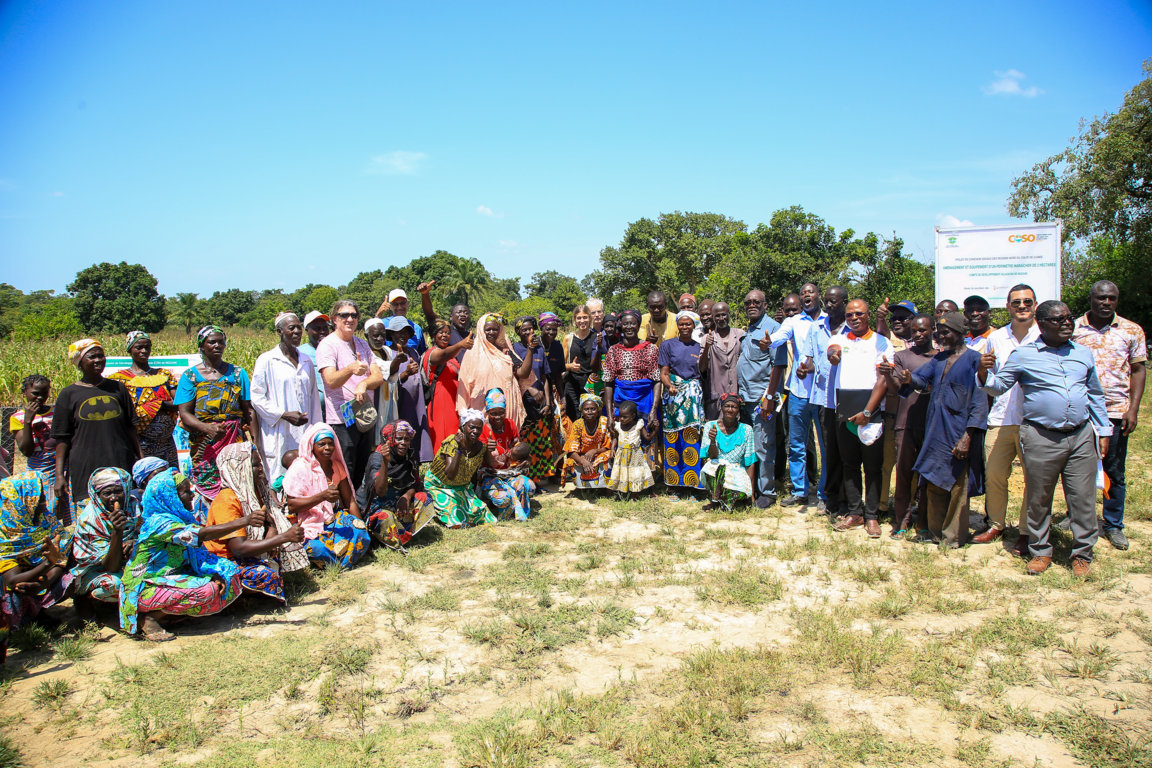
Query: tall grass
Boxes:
[{"xmin": 0, "ymin": 327, "xmax": 274, "ymax": 406}]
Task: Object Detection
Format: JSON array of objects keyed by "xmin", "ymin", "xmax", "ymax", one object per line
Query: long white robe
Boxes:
[{"xmin": 251, "ymin": 345, "xmax": 321, "ymax": 480}]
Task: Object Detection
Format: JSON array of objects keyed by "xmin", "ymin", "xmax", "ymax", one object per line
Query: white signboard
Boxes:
[{"xmin": 934, "ymin": 222, "xmax": 1061, "ymax": 307}]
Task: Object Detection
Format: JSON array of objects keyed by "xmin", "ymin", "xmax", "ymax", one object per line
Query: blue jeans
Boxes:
[
  {"xmin": 740, "ymin": 402, "xmax": 778, "ymax": 499},
  {"xmin": 787, "ymin": 395, "xmax": 824, "ymax": 499},
  {"xmin": 1101, "ymin": 418, "xmax": 1127, "ymax": 530}
]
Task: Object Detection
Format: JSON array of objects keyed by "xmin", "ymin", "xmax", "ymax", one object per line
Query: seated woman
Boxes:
[
  {"xmin": 358, "ymin": 421, "xmax": 433, "ymax": 549},
  {"xmin": 205, "ymin": 443, "xmax": 308, "ymax": 602},
  {"xmin": 426, "ymin": 410, "xmax": 499, "ymax": 528},
  {"xmin": 700, "ymin": 394, "xmax": 757, "ymax": 512},
  {"xmin": 283, "ymin": 423, "xmax": 369, "ymax": 569},
  {"xmin": 118, "ymin": 469, "xmax": 245, "ymax": 642},
  {"xmin": 129, "ymin": 456, "xmax": 170, "ymax": 506},
  {"xmin": 478, "ymin": 389, "xmax": 535, "ymax": 521},
  {"xmin": 561, "ymin": 394, "xmax": 612, "ymax": 492},
  {"xmin": 71, "ymin": 468, "xmax": 140, "ymax": 617},
  {"xmin": 0, "ymin": 472, "xmax": 73, "ymax": 663}
]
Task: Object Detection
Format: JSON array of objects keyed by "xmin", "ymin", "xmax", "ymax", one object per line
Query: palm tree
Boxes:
[
  {"xmin": 168, "ymin": 292, "xmax": 204, "ymax": 335},
  {"xmin": 441, "ymin": 260, "xmax": 492, "ymax": 307}
]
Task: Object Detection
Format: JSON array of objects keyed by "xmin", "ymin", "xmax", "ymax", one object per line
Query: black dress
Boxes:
[{"xmin": 563, "ymin": 332, "xmax": 600, "ymax": 421}]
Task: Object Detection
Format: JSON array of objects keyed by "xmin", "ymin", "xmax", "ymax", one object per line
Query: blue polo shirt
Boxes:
[
  {"xmin": 737, "ymin": 314, "xmax": 788, "ymax": 402},
  {"xmin": 808, "ymin": 315, "xmax": 847, "ymax": 409}
]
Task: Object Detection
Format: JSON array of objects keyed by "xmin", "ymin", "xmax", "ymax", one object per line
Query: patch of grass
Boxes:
[
  {"xmin": 51, "ymin": 633, "xmax": 95, "ymax": 664},
  {"xmin": 793, "ymin": 608, "xmax": 904, "ymax": 687},
  {"xmin": 846, "ymin": 562, "xmax": 891, "ymax": 586},
  {"xmin": 325, "ymin": 572, "xmax": 368, "ymax": 607},
  {"xmin": 695, "ymin": 565, "xmax": 783, "ymax": 607},
  {"xmin": 1059, "ymin": 640, "xmax": 1121, "ymax": 680},
  {"xmin": 462, "ymin": 618, "xmax": 506, "ymax": 645},
  {"xmin": 575, "ymin": 553, "xmax": 605, "ymax": 571},
  {"xmin": 502, "ymin": 542, "xmax": 552, "ymax": 560},
  {"xmin": 872, "ymin": 588, "xmax": 914, "ymax": 618},
  {"xmin": 481, "ymin": 560, "xmax": 556, "ymax": 595},
  {"xmin": 31, "ymin": 679, "xmax": 71, "ymax": 709},
  {"xmin": 1042, "ymin": 705, "xmax": 1152, "ymax": 768},
  {"xmin": 0, "ymin": 733, "xmax": 23, "ymax": 768},
  {"xmin": 9, "ymin": 623, "xmax": 51, "ymax": 652},
  {"xmin": 595, "ymin": 602, "xmax": 635, "ymax": 638},
  {"xmin": 405, "ymin": 588, "xmax": 462, "ymax": 613}
]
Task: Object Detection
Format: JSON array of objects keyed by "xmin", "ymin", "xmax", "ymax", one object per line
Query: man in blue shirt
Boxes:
[
  {"xmin": 978, "ymin": 300, "xmax": 1112, "ymax": 578},
  {"xmin": 807, "ymin": 286, "xmax": 848, "ymax": 516},
  {"xmin": 737, "ymin": 290, "xmax": 788, "ymax": 507},
  {"xmin": 771, "ymin": 283, "xmax": 824, "ymax": 510}
]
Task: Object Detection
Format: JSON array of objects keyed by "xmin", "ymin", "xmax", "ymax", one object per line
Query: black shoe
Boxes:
[
  {"xmin": 780, "ymin": 495, "xmax": 809, "ymax": 510},
  {"xmin": 1105, "ymin": 528, "xmax": 1130, "ymax": 550},
  {"xmin": 755, "ymin": 495, "xmax": 776, "ymax": 509}
]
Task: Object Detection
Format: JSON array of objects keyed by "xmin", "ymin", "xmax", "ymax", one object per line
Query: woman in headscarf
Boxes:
[
  {"xmin": 251, "ymin": 312, "xmax": 321, "ymax": 482},
  {"xmin": 601, "ymin": 310, "xmax": 662, "ymax": 471},
  {"xmin": 362, "ymin": 316, "xmax": 403, "ymax": 430},
  {"xmin": 175, "ymin": 326, "xmax": 252, "ymax": 516},
  {"xmin": 599, "ymin": 313, "xmax": 620, "ymax": 356},
  {"xmin": 477, "ymin": 389, "xmax": 534, "ymax": 521},
  {"xmin": 0, "ymin": 472, "xmax": 73, "ymax": 662},
  {"xmin": 700, "ymin": 394, "xmax": 757, "ymax": 511},
  {"xmin": 119, "ymin": 469, "xmax": 246, "ymax": 642},
  {"xmin": 561, "ymin": 305, "xmax": 601, "ymax": 422},
  {"xmin": 71, "ymin": 468, "xmax": 140, "ymax": 615},
  {"xmin": 205, "ymin": 442, "xmax": 307, "ymax": 602},
  {"xmin": 51, "ymin": 339, "xmax": 142, "ymax": 522},
  {"xmin": 561, "ymin": 393, "xmax": 612, "ymax": 491},
  {"xmin": 129, "ymin": 457, "xmax": 169, "ymax": 506},
  {"xmin": 107, "ymin": 331, "xmax": 180, "ymax": 465},
  {"xmin": 458, "ymin": 313, "xmax": 532, "ymax": 428},
  {"xmin": 658, "ymin": 311, "xmax": 706, "ymax": 493},
  {"xmin": 423, "ymin": 319, "xmax": 474, "ymax": 454},
  {"xmin": 282, "ymin": 423, "xmax": 369, "ymax": 568},
  {"xmin": 358, "ymin": 421, "xmax": 433, "ymax": 549},
  {"xmin": 425, "ymin": 410, "xmax": 498, "ymax": 528},
  {"xmin": 511, "ymin": 316, "xmax": 562, "ymax": 486},
  {"xmin": 387, "ymin": 320, "xmax": 433, "ymax": 462}
]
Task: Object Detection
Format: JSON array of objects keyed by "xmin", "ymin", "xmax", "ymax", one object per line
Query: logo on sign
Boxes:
[{"xmin": 1008, "ymin": 234, "xmax": 1037, "ymax": 243}]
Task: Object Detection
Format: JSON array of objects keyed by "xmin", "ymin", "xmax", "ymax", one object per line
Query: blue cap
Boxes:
[{"xmin": 891, "ymin": 300, "xmax": 917, "ymax": 315}]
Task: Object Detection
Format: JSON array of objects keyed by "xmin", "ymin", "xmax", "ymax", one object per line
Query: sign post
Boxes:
[{"xmin": 934, "ymin": 222, "xmax": 1061, "ymax": 307}]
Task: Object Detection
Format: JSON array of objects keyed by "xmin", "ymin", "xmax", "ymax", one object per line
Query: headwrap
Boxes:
[
  {"xmin": 67, "ymin": 338, "xmax": 102, "ymax": 367},
  {"xmin": 274, "ymin": 312, "xmax": 299, "ymax": 330},
  {"xmin": 197, "ymin": 325, "xmax": 225, "ymax": 347},
  {"xmin": 579, "ymin": 393, "xmax": 602, "ymax": 408},
  {"xmin": 131, "ymin": 457, "xmax": 170, "ymax": 489},
  {"xmin": 216, "ymin": 442, "xmax": 262, "ymax": 517},
  {"xmin": 484, "ymin": 388, "xmax": 507, "ymax": 412},
  {"xmin": 364, "ymin": 317, "xmax": 385, "ymax": 332},
  {"xmin": 515, "ymin": 315, "xmax": 537, "ymax": 329},
  {"xmin": 0, "ymin": 471, "xmax": 65, "ymax": 563},
  {"xmin": 90, "ymin": 468, "xmax": 126, "ymax": 494},
  {"xmin": 125, "ymin": 331, "xmax": 150, "ymax": 351},
  {"xmin": 480, "ymin": 312, "xmax": 505, "ymax": 326},
  {"xmin": 538, "ymin": 312, "xmax": 560, "ymax": 326},
  {"xmin": 618, "ymin": 309, "xmax": 642, "ymax": 324},
  {"xmin": 679, "ymin": 293, "xmax": 697, "ymax": 307},
  {"xmin": 379, "ymin": 420, "xmax": 415, "ymax": 449},
  {"xmin": 719, "ymin": 392, "xmax": 742, "ymax": 406},
  {"xmin": 937, "ymin": 311, "xmax": 966, "ymax": 336},
  {"xmin": 281, "ymin": 423, "xmax": 350, "ymax": 540},
  {"xmin": 603, "ymin": 313, "xmax": 618, "ymax": 325},
  {"xmin": 676, "ymin": 310, "xmax": 702, "ymax": 328},
  {"xmin": 122, "ymin": 469, "xmax": 241, "ymax": 633},
  {"xmin": 459, "ymin": 408, "xmax": 485, "ymax": 427}
]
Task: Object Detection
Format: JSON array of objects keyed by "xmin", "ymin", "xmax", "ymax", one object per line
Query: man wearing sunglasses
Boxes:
[
  {"xmin": 978, "ymin": 300, "xmax": 1111, "ymax": 577},
  {"xmin": 973, "ymin": 284, "xmax": 1040, "ymax": 549},
  {"xmin": 1070, "ymin": 280, "xmax": 1146, "ymax": 551}
]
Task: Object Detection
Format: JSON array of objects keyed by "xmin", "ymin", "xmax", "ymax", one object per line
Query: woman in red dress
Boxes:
[{"xmin": 423, "ymin": 320, "xmax": 474, "ymax": 453}]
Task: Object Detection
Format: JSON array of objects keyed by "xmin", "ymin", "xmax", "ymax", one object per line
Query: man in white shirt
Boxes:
[{"xmin": 973, "ymin": 284, "xmax": 1039, "ymax": 549}]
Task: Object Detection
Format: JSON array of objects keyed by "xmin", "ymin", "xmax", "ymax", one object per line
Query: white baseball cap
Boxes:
[
  {"xmin": 303, "ymin": 310, "xmax": 330, "ymax": 327},
  {"xmin": 388, "ymin": 288, "xmax": 408, "ymax": 302}
]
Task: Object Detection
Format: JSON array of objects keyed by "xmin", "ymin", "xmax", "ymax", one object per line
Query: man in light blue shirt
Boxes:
[
  {"xmin": 978, "ymin": 300, "xmax": 1112, "ymax": 578},
  {"xmin": 737, "ymin": 290, "xmax": 788, "ymax": 507},
  {"xmin": 806, "ymin": 286, "xmax": 848, "ymax": 516}
]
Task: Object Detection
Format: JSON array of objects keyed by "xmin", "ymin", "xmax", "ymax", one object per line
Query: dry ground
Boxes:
[{"xmin": 3, "ymin": 415, "xmax": 1151, "ymax": 768}]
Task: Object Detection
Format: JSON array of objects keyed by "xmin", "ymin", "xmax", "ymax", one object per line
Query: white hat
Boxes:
[
  {"xmin": 388, "ymin": 288, "xmax": 408, "ymax": 303},
  {"xmin": 303, "ymin": 310, "xmax": 330, "ymax": 327}
]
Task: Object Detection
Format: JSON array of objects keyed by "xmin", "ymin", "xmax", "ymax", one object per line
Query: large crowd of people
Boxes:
[{"xmin": 0, "ymin": 278, "xmax": 1144, "ymax": 653}]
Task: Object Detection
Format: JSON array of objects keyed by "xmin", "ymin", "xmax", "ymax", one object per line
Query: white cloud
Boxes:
[
  {"xmin": 498, "ymin": 239, "xmax": 519, "ymax": 248},
  {"xmin": 937, "ymin": 214, "xmax": 976, "ymax": 228},
  {"xmin": 982, "ymin": 70, "xmax": 1042, "ymax": 98},
  {"xmin": 476, "ymin": 205, "xmax": 504, "ymax": 218},
  {"xmin": 365, "ymin": 150, "xmax": 427, "ymax": 175}
]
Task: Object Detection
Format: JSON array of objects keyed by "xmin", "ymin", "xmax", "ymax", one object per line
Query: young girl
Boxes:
[
  {"xmin": 10, "ymin": 375, "xmax": 58, "ymax": 510},
  {"xmin": 561, "ymin": 394, "xmax": 612, "ymax": 493},
  {"xmin": 608, "ymin": 401, "xmax": 655, "ymax": 497}
]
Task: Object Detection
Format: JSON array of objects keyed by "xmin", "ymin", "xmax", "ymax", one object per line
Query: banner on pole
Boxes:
[{"xmin": 934, "ymin": 222, "xmax": 1061, "ymax": 307}]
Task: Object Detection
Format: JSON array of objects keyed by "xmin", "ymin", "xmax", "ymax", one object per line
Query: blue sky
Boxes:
[{"xmin": 2, "ymin": 1, "xmax": 1150, "ymax": 298}]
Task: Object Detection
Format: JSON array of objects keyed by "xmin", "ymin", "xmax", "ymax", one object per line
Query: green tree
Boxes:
[
  {"xmin": 204, "ymin": 289, "xmax": 257, "ymax": 327},
  {"xmin": 302, "ymin": 285, "xmax": 339, "ymax": 314},
  {"xmin": 1009, "ymin": 59, "xmax": 1152, "ymax": 329},
  {"xmin": 11, "ymin": 297, "xmax": 83, "ymax": 341},
  {"xmin": 68, "ymin": 262, "xmax": 166, "ymax": 333},
  {"xmin": 525, "ymin": 271, "xmax": 586, "ymax": 316},
  {"xmin": 500, "ymin": 295, "xmax": 557, "ymax": 324},
  {"xmin": 168, "ymin": 293, "xmax": 205, "ymax": 335},
  {"xmin": 240, "ymin": 290, "xmax": 291, "ymax": 329},
  {"xmin": 850, "ymin": 236, "xmax": 935, "ymax": 317},
  {"xmin": 441, "ymin": 259, "xmax": 493, "ymax": 308}
]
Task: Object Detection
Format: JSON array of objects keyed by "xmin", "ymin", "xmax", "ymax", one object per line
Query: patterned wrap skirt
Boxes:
[
  {"xmin": 304, "ymin": 511, "xmax": 371, "ymax": 569},
  {"xmin": 661, "ymin": 376, "xmax": 705, "ymax": 489}
]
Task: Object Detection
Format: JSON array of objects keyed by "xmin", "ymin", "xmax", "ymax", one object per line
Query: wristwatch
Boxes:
[{"xmin": 862, "ymin": 409, "xmax": 873, "ymax": 418}]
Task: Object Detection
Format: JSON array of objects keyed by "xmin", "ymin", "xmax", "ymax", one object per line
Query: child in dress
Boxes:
[{"xmin": 608, "ymin": 401, "xmax": 655, "ymax": 497}]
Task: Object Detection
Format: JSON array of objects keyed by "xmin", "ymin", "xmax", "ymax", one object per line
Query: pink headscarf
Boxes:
[
  {"xmin": 282, "ymin": 423, "xmax": 349, "ymax": 540},
  {"xmin": 457, "ymin": 313, "xmax": 527, "ymax": 427}
]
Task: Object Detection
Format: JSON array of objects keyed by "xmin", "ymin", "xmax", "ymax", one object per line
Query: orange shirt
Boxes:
[{"xmin": 204, "ymin": 488, "xmax": 246, "ymax": 557}]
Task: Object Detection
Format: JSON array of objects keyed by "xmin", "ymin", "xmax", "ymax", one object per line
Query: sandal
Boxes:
[
  {"xmin": 141, "ymin": 616, "xmax": 175, "ymax": 642},
  {"xmin": 889, "ymin": 528, "xmax": 907, "ymax": 540}
]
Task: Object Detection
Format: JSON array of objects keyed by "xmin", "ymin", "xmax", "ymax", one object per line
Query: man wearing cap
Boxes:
[
  {"xmin": 972, "ymin": 284, "xmax": 1040, "ymax": 548},
  {"xmin": 1070, "ymin": 280, "xmax": 1146, "ymax": 551},
  {"xmin": 876, "ymin": 299, "xmax": 917, "ymax": 520},
  {"xmin": 415, "ymin": 281, "xmax": 471, "ymax": 363},
  {"xmin": 963, "ymin": 295, "xmax": 995, "ymax": 354},
  {"xmin": 376, "ymin": 289, "xmax": 428, "ymax": 355},
  {"xmin": 978, "ymin": 300, "xmax": 1111, "ymax": 577},
  {"xmin": 299, "ymin": 310, "xmax": 331, "ymax": 418},
  {"xmin": 251, "ymin": 312, "xmax": 321, "ymax": 480}
]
